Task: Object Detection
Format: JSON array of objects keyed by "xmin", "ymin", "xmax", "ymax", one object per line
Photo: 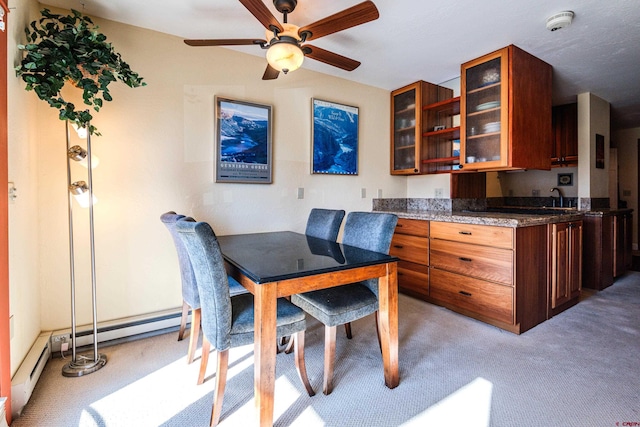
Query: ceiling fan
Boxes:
[{"xmin": 184, "ymin": 0, "xmax": 379, "ymax": 80}]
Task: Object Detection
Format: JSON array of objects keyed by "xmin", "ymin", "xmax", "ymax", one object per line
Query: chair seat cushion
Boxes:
[
  {"xmin": 291, "ymin": 283, "xmax": 378, "ymax": 327},
  {"xmin": 228, "ymin": 276, "xmax": 248, "ymax": 297},
  {"xmin": 229, "ymin": 293, "xmax": 307, "ymax": 347}
]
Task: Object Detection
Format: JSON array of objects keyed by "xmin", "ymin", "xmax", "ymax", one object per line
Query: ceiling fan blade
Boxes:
[
  {"xmin": 303, "ymin": 45, "xmax": 361, "ymax": 71},
  {"xmin": 298, "ymin": 1, "xmax": 379, "ymax": 41},
  {"xmin": 239, "ymin": 0, "xmax": 284, "ymax": 33},
  {"xmin": 262, "ymin": 64, "xmax": 280, "ymax": 80},
  {"xmin": 184, "ymin": 39, "xmax": 266, "ymax": 47}
]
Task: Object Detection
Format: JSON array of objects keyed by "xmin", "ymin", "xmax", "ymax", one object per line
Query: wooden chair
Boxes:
[
  {"xmin": 175, "ymin": 220, "xmax": 314, "ymax": 426},
  {"xmin": 291, "ymin": 211, "xmax": 398, "ymax": 394}
]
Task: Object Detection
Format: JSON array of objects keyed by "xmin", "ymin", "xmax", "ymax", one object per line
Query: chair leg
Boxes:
[
  {"xmin": 283, "ymin": 335, "xmax": 294, "ymax": 354},
  {"xmin": 323, "ymin": 325, "xmax": 337, "ymax": 395},
  {"xmin": 198, "ymin": 336, "xmax": 211, "ymax": 385},
  {"xmin": 344, "ymin": 322, "xmax": 353, "ymax": 339},
  {"xmin": 178, "ymin": 300, "xmax": 189, "ymax": 341},
  {"xmin": 210, "ymin": 349, "xmax": 229, "ymax": 427},
  {"xmin": 293, "ymin": 332, "xmax": 315, "ymax": 396},
  {"xmin": 375, "ymin": 311, "xmax": 382, "ymax": 353},
  {"xmin": 187, "ymin": 308, "xmax": 201, "ymax": 364}
]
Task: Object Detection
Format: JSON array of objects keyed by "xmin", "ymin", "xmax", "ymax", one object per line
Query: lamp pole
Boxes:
[{"xmin": 62, "ymin": 119, "xmax": 107, "ymax": 377}]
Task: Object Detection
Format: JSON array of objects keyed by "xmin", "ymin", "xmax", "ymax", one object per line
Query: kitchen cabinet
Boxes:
[
  {"xmin": 422, "ymin": 97, "xmax": 461, "ymax": 173},
  {"xmin": 429, "ymin": 221, "xmax": 548, "ymax": 334},
  {"xmin": 459, "ymin": 45, "xmax": 552, "ymax": 171},
  {"xmin": 551, "ymin": 103, "xmax": 578, "ymax": 167},
  {"xmin": 613, "ymin": 210, "xmax": 633, "ymax": 277},
  {"xmin": 582, "ymin": 214, "xmax": 614, "ymax": 290},
  {"xmin": 389, "ymin": 218, "xmax": 429, "ymax": 299},
  {"xmin": 548, "ymin": 220, "xmax": 582, "ymax": 317},
  {"xmin": 390, "ymin": 81, "xmax": 454, "ymax": 175}
]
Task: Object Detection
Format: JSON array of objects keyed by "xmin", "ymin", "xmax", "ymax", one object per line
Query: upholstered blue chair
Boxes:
[
  {"xmin": 291, "ymin": 211, "xmax": 398, "ymax": 395},
  {"xmin": 160, "ymin": 212, "xmax": 245, "ymax": 364},
  {"xmin": 305, "ymin": 208, "xmax": 345, "ymax": 241},
  {"xmin": 175, "ymin": 220, "xmax": 315, "ymax": 426}
]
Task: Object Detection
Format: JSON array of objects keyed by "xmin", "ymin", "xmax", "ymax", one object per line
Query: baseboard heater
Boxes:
[
  {"xmin": 11, "ymin": 308, "xmax": 183, "ymax": 418},
  {"xmin": 50, "ymin": 307, "xmax": 183, "ymax": 353},
  {"xmin": 11, "ymin": 332, "xmax": 52, "ymax": 418}
]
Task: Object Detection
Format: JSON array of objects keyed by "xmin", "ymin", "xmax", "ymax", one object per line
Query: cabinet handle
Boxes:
[
  {"xmin": 459, "ymin": 291, "xmax": 472, "ymax": 297},
  {"xmin": 458, "ymin": 231, "xmax": 472, "ymax": 235},
  {"xmin": 459, "ymin": 257, "xmax": 473, "ymax": 262},
  {"xmin": 396, "ymin": 224, "xmax": 403, "ymax": 227},
  {"xmin": 398, "ymin": 272, "xmax": 404, "ymax": 276},
  {"xmin": 393, "ymin": 245, "xmax": 404, "ymax": 249}
]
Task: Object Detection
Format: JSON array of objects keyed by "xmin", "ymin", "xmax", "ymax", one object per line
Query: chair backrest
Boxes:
[
  {"xmin": 342, "ymin": 212, "xmax": 398, "ymax": 296},
  {"xmin": 175, "ymin": 220, "xmax": 233, "ymax": 351},
  {"xmin": 305, "ymin": 208, "xmax": 346, "ymax": 241},
  {"xmin": 160, "ymin": 211, "xmax": 199, "ymax": 308},
  {"xmin": 342, "ymin": 211, "xmax": 398, "ymax": 254}
]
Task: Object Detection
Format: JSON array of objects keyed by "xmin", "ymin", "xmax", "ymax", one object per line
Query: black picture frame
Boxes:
[
  {"xmin": 557, "ymin": 172, "xmax": 573, "ymax": 186},
  {"xmin": 595, "ymin": 133, "xmax": 605, "ymax": 169},
  {"xmin": 311, "ymin": 98, "xmax": 359, "ymax": 175},
  {"xmin": 215, "ymin": 96, "xmax": 272, "ymax": 184}
]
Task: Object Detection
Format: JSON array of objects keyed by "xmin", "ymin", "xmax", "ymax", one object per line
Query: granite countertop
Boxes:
[{"xmin": 374, "ymin": 209, "xmax": 585, "ymax": 228}]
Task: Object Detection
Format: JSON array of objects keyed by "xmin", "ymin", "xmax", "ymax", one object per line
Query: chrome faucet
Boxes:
[{"xmin": 550, "ymin": 187, "xmax": 564, "ymax": 208}]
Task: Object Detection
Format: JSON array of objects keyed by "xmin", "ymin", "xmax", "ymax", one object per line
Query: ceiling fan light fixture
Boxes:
[{"xmin": 266, "ymin": 38, "xmax": 304, "ymax": 74}]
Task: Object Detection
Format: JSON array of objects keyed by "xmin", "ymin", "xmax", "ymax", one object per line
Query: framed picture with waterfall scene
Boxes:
[
  {"xmin": 215, "ymin": 96, "xmax": 272, "ymax": 183},
  {"xmin": 311, "ymin": 98, "xmax": 359, "ymax": 175}
]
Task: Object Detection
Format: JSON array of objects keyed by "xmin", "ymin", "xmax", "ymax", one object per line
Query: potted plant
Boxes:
[{"xmin": 15, "ymin": 8, "xmax": 146, "ymax": 136}]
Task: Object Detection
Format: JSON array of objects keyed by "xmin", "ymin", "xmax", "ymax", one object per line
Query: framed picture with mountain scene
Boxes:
[
  {"xmin": 311, "ymin": 98, "xmax": 359, "ymax": 175},
  {"xmin": 215, "ymin": 96, "xmax": 272, "ymax": 183}
]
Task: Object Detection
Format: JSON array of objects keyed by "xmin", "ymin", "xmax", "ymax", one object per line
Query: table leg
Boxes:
[
  {"xmin": 253, "ymin": 282, "xmax": 278, "ymax": 426},
  {"xmin": 378, "ymin": 262, "xmax": 399, "ymax": 388}
]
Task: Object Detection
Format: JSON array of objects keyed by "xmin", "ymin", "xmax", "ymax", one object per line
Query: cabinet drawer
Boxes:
[
  {"xmin": 395, "ymin": 218, "xmax": 429, "ymax": 237},
  {"xmin": 390, "ymin": 234, "xmax": 429, "ymax": 265},
  {"xmin": 430, "ymin": 221, "xmax": 513, "ymax": 249},
  {"xmin": 430, "ymin": 239, "xmax": 513, "ymax": 285},
  {"xmin": 398, "ymin": 261, "xmax": 429, "ymax": 299},
  {"xmin": 430, "ymin": 269, "xmax": 514, "ymax": 324}
]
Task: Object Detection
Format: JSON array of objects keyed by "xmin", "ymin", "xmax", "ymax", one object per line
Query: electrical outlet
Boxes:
[
  {"xmin": 532, "ymin": 189, "xmax": 540, "ymax": 196},
  {"xmin": 361, "ymin": 188, "xmax": 366, "ymax": 198},
  {"xmin": 297, "ymin": 187, "xmax": 304, "ymax": 199},
  {"xmin": 61, "ymin": 342, "xmax": 69, "ymax": 352},
  {"xmin": 52, "ymin": 335, "xmax": 68, "ymax": 343},
  {"xmin": 377, "ymin": 189, "xmax": 383, "ymax": 198},
  {"xmin": 435, "ymin": 188, "xmax": 444, "ymax": 198}
]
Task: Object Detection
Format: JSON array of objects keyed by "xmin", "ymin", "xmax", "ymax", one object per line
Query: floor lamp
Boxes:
[{"xmin": 62, "ymin": 119, "xmax": 107, "ymax": 377}]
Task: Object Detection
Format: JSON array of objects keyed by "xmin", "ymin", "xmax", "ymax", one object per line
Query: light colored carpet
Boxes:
[{"xmin": 12, "ymin": 273, "xmax": 640, "ymax": 427}]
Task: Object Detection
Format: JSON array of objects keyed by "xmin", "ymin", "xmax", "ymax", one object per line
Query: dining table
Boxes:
[{"xmin": 216, "ymin": 231, "xmax": 400, "ymax": 426}]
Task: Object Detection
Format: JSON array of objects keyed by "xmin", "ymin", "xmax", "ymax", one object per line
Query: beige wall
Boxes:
[
  {"xmin": 7, "ymin": 0, "xmax": 40, "ymax": 377},
  {"xmin": 8, "ymin": 3, "xmax": 407, "ymax": 373},
  {"xmin": 614, "ymin": 126, "xmax": 640, "ymax": 249},
  {"xmin": 578, "ymin": 92, "xmax": 611, "ymax": 198}
]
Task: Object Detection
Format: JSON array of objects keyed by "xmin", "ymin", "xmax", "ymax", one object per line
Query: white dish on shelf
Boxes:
[
  {"xmin": 476, "ymin": 101, "xmax": 500, "ymax": 111},
  {"xmin": 406, "ymin": 103, "xmax": 415, "ymax": 109},
  {"xmin": 483, "ymin": 121, "xmax": 501, "ymax": 133}
]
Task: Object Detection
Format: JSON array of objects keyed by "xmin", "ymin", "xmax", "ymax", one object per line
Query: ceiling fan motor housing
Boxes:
[{"xmin": 274, "ymin": 0, "xmax": 297, "ymax": 14}]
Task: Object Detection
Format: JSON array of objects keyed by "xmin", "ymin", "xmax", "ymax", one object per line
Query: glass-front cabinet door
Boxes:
[
  {"xmin": 460, "ymin": 49, "xmax": 509, "ymax": 170},
  {"xmin": 391, "ymin": 82, "xmax": 422, "ymax": 174}
]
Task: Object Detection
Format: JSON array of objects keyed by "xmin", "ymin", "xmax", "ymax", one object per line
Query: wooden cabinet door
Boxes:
[
  {"xmin": 568, "ymin": 221, "xmax": 583, "ymax": 299},
  {"xmin": 550, "ymin": 222, "xmax": 571, "ymax": 309},
  {"xmin": 550, "ymin": 221, "xmax": 582, "ymax": 310},
  {"xmin": 551, "ymin": 103, "xmax": 578, "ymax": 167}
]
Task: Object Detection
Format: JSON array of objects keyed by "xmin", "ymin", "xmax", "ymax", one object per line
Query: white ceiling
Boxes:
[{"xmin": 38, "ymin": 0, "xmax": 640, "ymax": 129}]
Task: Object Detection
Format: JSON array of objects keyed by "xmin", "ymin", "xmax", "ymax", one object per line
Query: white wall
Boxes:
[{"xmin": 8, "ymin": 2, "xmax": 407, "ymax": 370}]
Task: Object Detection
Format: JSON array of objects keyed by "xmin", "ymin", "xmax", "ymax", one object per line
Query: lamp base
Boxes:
[{"xmin": 62, "ymin": 353, "xmax": 107, "ymax": 377}]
